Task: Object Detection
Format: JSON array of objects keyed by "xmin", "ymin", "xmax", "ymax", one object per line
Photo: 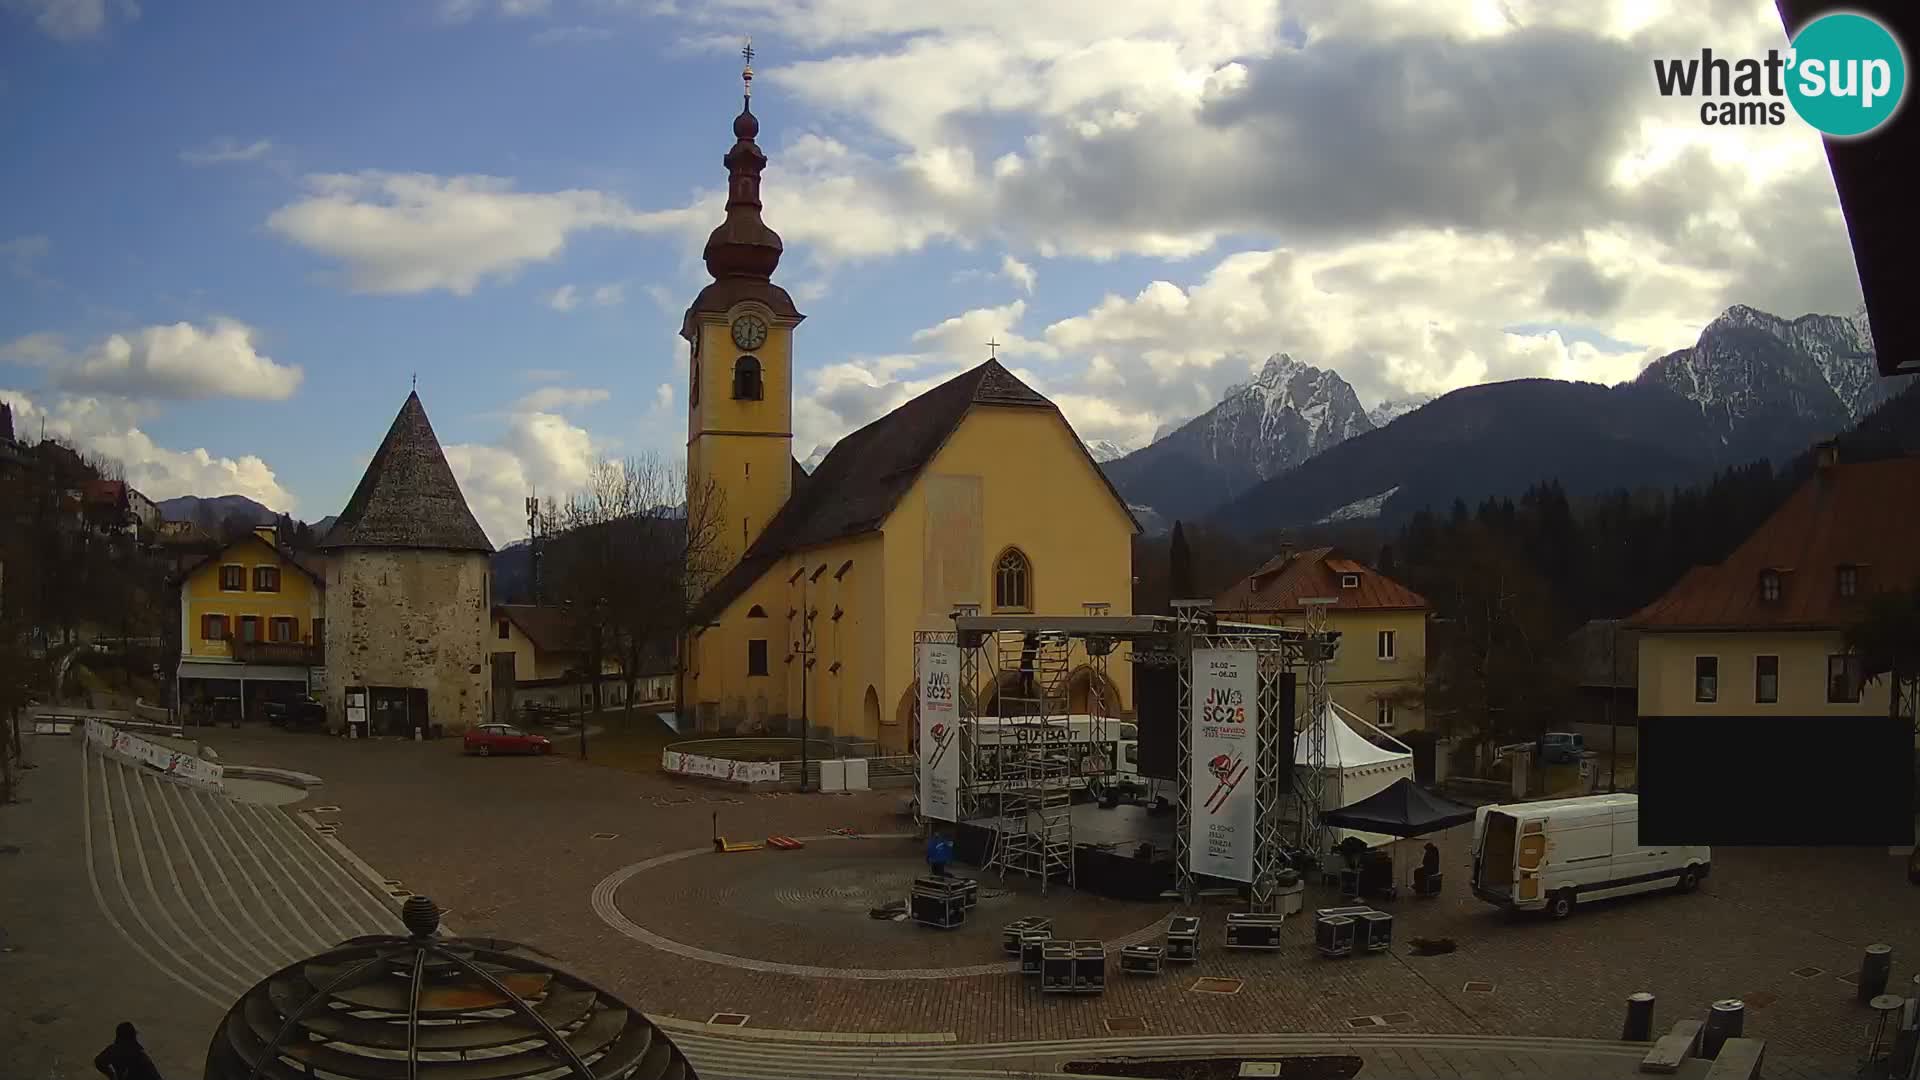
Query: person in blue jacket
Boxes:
[{"xmin": 926, "ymin": 830, "xmax": 954, "ymax": 877}]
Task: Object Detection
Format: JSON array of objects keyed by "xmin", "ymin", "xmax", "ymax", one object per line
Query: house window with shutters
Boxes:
[
  {"xmin": 202, "ymin": 614, "xmax": 229, "ymax": 641},
  {"xmin": 1837, "ymin": 564, "xmax": 1859, "ymax": 598},
  {"xmin": 1759, "ymin": 570, "xmax": 1781, "ymax": 603},
  {"xmin": 220, "ymin": 564, "xmax": 246, "ymax": 591},
  {"xmin": 269, "ymin": 617, "xmax": 298, "ymax": 643},
  {"xmin": 994, "ymin": 548, "xmax": 1032, "ymax": 612},
  {"xmin": 253, "ymin": 565, "xmax": 280, "ymax": 592},
  {"xmin": 238, "ymin": 616, "xmax": 261, "ymax": 643}
]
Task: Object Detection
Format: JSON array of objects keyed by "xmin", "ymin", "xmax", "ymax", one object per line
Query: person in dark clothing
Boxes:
[
  {"xmin": 95, "ymin": 1022, "xmax": 163, "ymax": 1080},
  {"xmin": 1422, "ymin": 843, "xmax": 1441, "ymax": 877}
]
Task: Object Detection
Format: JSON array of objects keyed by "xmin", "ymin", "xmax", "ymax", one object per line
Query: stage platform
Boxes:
[{"xmin": 955, "ymin": 802, "xmax": 1177, "ymax": 901}]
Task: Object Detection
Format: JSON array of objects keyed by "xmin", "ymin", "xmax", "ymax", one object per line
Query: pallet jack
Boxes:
[{"xmin": 711, "ymin": 812, "xmax": 763, "ymax": 853}]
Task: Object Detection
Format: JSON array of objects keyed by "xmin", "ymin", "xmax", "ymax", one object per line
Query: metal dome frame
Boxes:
[{"xmin": 203, "ymin": 897, "xmax": 695, "ymax": 1080}]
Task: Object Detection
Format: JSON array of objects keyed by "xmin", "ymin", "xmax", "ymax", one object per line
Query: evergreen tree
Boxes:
[{"xmin": 1168, "ymin": 521, "xmax": 1194, "ymax": 605}]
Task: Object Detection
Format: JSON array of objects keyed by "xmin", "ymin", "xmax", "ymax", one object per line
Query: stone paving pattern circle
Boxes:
[
  {"xmin": 175, "ymin": 730, "xmax": 1920, "ymax": 1060},
  {"xmin": 602, "ymin": 837, "xmax": 1173, "ymax": 977}
]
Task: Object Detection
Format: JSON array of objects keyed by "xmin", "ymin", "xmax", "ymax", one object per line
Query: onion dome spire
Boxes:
[{"xmin": 703, "ymin": 36, "xmax": 783, "ymax": 281}]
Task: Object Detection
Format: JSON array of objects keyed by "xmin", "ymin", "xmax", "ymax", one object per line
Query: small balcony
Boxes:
[{"xmin": 231, "ymin": 639, "xmax": 324, "ymax": 667}]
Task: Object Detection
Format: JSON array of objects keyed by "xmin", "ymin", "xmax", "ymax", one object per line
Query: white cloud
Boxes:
[
  {"xmin": 3, "ymin": 0, "xmax": 121, "ymax": 40},
  {"xmin": 445, "ymin": 409, "xmax": 599, "ymax": 545},
  {"xmin": 514, "ymin": 386, "xmax": 610, "ymax": 412},
  {"xmin": 909, "ymin": 299, "xmax": 1056, "ymax": 361},
  {"xmin": 653, "ymin": 382, "xmax": 675, "ymax": 412},
  {"xmin": 7, "ymin": 319, "xmax": 303, "ymax": 401},
  {"xmin": 0, "ymin": 388, "xmax": 295, "ymax": 510},
  {"xmin": 180, "ymin": 138, "xmax": 274, "ymax": 166},
  {"xmin": 267, "ymin": 173, "xmax": 698, "ymax": 296},
  {"xmin": 1000, "ymin": 255, "xmax": 1036, "ymax": 294},
  {"xmin": 438, "ymin": 0, "xmax": 546, "ymax": 20},
  {"xmin": 545, "ymin": 282, "xmax": 625, "ymax": 311}
]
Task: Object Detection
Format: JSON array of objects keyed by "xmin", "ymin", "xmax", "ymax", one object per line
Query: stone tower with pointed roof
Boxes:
[
  {"xmin": 676, "ymin": 59, "xmax": 1141, "ymax": 750},
  {"xmin": 319, "ymin": 392, "xmax": 496, "ymax": 735}
]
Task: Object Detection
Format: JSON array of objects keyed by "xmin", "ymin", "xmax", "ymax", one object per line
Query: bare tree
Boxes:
[{"xmin": 544, "ymin": 456, "xmax": 728, "ymax": 716}]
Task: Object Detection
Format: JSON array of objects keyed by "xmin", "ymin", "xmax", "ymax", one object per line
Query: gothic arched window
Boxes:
[
  {"xmin": 733, "ymin": 355, "xmax": 763, "ymax": 401},
  {"xmin": 994, "ymin": 547, "xmax": 1032, "ymax": 612}
]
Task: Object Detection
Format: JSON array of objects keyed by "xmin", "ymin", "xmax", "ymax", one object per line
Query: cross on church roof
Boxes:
[
  {"xmin": 742, "ymin": 37, "xmax": 754, "ymax": 97},
  {"xmin": 986, "ymin": 338, "xmax": 1001, "ymax": 359}
]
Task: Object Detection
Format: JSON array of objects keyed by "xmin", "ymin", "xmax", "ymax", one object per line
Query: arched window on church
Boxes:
[
  {"xmin": 733, "ymin": 355, "xmax": 763, "ymax": 401},
  {"xmin": 994, "ymin": 547, "xmax": 1031, "ymax": 612},
  {"xmin": 747, "ymin": 605, "xmax": 768, "ymax": 618}
]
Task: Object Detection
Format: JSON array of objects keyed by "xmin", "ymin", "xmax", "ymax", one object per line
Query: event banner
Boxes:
[
  {"xmin": 85, "ymin": 718, "xmax": 226, "ymax": 790},
  {"xmin": 661, "ymin": 750, "xmax": 781, "ymax": 784},
  {"xmin": 1189, "ymin": 648, "xmax": 1259, "ymax": 882},
  {"xmin": 917, "ymin": 640, "xmax": 962, "ymax": 822}
]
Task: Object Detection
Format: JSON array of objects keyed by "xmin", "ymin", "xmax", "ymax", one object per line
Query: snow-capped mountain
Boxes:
[
  {"xmin": 1635, "ymin": 303, "xmax": 1907, "ymax": 461},
  {"xmin": 1103, "ymin": 353, "xmax": 1374, "ymax": 527},
  {"xmin": 1086, "ymin": 439, "xmax": 1132, "ymax": 463},
  {"xmin": 1367, "ymin": 394, "xmax": 1434, "ymax": 428}
]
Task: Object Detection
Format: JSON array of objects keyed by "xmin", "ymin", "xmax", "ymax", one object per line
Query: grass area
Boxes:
[{"xmin": 546, "ymin": 708, "xmax": 682, "ymax": 775}]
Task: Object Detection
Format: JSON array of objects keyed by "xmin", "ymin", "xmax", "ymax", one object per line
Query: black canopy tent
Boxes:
[
  {"xmin": 1322, "ymin": 777, "xmax": 1477, "ymax": 837},
  {"xmin": 1323, "ymin": 777, "xmax": 1479, "ymax": 898}
]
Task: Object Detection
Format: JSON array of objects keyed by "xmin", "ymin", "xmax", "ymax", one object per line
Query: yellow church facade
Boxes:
[{"xmin": 676, "ymin": 73, "xmax": 1137, "ymax": 751}]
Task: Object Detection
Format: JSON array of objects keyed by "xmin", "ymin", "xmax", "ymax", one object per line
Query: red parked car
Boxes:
[{"xmin": 464, "ymin": 723, "xmax": 552, "ymax": 757}]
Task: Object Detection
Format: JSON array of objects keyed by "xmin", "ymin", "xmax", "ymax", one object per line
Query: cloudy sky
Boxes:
[{"xmin": 0, "ymin": 0, "xmax": 1867, "ymax": 545}]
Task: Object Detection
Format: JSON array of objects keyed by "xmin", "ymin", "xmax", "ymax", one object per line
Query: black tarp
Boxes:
[{"xmin": 1321, "ymin": 777, "xmax": 1478, "ymax": 837}]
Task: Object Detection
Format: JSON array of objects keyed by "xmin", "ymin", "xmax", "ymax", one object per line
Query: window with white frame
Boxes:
[{"xmin": 1377, "ymin": 629, "xmax": 1395, "ymax": 661}]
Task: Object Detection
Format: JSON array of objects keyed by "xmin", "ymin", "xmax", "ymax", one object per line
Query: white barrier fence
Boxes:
[
  {"xmin": 661, "ymin": 749, "xmax": 781, "ymax": 784},
  {"xmin": 85, "ymin": 718, "xmax": 225, "ymax": 790}
]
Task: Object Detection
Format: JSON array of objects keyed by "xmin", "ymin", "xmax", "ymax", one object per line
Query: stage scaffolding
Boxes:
[{"xmin": 911, "ymin": 602, "xmax": 1336, "ymax": 908}]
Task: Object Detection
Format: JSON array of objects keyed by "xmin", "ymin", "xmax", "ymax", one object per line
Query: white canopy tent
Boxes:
[{"xmin": 1293, "ymin": 701, "xmax": 1415, "ymax": 853}]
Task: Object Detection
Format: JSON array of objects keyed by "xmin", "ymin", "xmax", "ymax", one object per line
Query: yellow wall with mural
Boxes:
[
  {"xmin": 178, "ymin": 531, "xmax": 324, "ymax": 660},
  {"xmin": 1638, "ymin": 630, "xmax": 1894, "ymax": 717},
  {"xmin": 1236, "ymin": 608, "xmax": 1427, "ymax": 732}
]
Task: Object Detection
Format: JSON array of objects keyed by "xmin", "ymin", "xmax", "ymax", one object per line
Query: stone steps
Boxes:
[{"xmin": 82, "ymin": 743, "xmax": 402, "ymax": 1009}]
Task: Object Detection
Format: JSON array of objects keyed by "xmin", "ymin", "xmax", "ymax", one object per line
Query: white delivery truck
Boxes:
[{"xmin": 1469, "ymin": 792, "xmax": 1710, "ymax": 919}]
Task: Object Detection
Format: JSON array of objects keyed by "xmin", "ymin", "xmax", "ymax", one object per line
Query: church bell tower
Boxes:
[{"xmin": 683, "ymin": 40, "xmax": 805, "ymax": 561}]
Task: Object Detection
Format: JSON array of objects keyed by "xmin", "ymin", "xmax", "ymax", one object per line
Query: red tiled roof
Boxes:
[
  {"xmin": 1214, "ymin": 547, "xmax": 1428, "ymax": 614},
  {"xmin": 1626, "ymin": 456, "xmax": 1920, "ymax": 631}
]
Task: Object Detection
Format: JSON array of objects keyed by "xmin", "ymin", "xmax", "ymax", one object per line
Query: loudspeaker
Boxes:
[{"xmin": 1134, "ymin": 664, "xmax": 1177, "ymax": 781}]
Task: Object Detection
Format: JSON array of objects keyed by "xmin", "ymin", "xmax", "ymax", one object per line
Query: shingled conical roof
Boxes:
[{"xmin": 319, "ymin": 392, "xmax": 494, "ymax": 553}]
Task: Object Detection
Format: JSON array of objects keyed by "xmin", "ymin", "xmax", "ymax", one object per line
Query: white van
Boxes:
[{"xmin": 1469, "ymin": 793, "xmax": 1710, "ymax": 919}]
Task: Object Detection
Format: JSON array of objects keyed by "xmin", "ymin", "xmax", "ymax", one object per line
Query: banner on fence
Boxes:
[
  {"xmin": 660, "ymin": 750, "xmax": 781, "ymax": 784},
  {"xmin": 1188, "ymin": 648, "xmax": 1258, "ymax": 882},
  {"xmin": 86, "ymin": 718, "xmax": 225, "ymax": 789},
  {"xmin": 917, "ymin": 641, "xmax": 962, "ymax": 822}
]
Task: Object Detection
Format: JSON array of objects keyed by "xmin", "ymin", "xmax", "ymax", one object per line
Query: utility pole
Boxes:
[
  {"xmin": 525, "ymin": 492, "xmax": 543, "ymax": 604},
  {"xmin": 788, "ymin": 565, "xmax": 815, "ymax": 792}
]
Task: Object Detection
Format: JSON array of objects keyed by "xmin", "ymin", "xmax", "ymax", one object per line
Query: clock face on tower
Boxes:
[{"xmin": 731, "ymin": 314, "xmax": 769, "ymax": 351}]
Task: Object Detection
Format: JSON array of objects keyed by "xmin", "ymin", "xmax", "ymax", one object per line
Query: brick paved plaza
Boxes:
[
  {"xmin": 197, "ymin": 727, "xmax": 1918, "ymax": 1056},
  {"xmin": 5, "ymin": 723, "xmax": 1914, "ymax": 1079}
]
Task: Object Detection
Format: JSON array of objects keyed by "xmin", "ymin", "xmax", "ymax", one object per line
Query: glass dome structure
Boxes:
[{"xmin": 203, "ymin": 896, "xmax": 697, "ymax": 1080}]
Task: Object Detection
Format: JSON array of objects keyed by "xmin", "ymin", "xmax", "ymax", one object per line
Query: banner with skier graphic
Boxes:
[
  {"xmin": 917, "ymin": 641, "xmax": 962, "ymax": 821},
  {"xmin": 1189, "ymin": 648, "xmax": 1258, "ymax": 882}
]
